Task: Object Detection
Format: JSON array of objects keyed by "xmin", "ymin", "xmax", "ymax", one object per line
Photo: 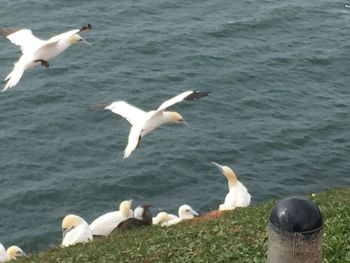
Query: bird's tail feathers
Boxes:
[{"xmin": 2, "ymin": 63, "xmax": 25, "ymax": 92}]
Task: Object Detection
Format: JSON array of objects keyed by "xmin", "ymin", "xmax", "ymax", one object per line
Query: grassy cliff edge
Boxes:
[{"xmin": 18, "ymin": 188, "xmax": 350, "ymax": 262}]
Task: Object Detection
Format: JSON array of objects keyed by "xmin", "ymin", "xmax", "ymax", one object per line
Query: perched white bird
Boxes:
[
  {"xmin": 160, "ymin": 204, "xmax": 199, "ymax": 226},
  {"xmin": 96, "ymin": 90, "xmax": 208, "ymax": 158},
  {"xmin": 61, "ymin": 214, "xmax": 92, "ymax": 247},
  {"xmin": 0, "ymin": 244, "xmax": 26, "ymax": 262},
  {"xmin": 0, "ymin": 24, "xmax": 92, "ymax": 91},
  {"xmin": 212, "ymin": 162, "xmax": 251, "ymax": 210},
  {"xmin": 90, "ymin": 200, "xmax": 133, "ymax": 237},
  {"xmin": 5, "ymin": 246, "xmax": 26, "ymax": 261}
]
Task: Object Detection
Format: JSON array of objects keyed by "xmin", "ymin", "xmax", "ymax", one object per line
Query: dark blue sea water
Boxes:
[{"xmin": 0, "ymin": 0, "xmax": 349, "ymax": 253}]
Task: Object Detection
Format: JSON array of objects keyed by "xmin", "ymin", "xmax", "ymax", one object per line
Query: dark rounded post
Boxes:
[{"xmin": 267, "ymin": 196, "xmax": 323, "ymax": 263}]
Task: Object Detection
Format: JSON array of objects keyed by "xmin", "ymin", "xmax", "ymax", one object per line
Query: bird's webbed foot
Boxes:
[{"xmin": 34, "ymin": 59, "xmax": 50, "ymax": 68}]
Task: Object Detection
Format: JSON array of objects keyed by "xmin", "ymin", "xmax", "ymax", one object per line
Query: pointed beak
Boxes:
[
  {"xmin": 182, "ymin": 120, "xmax": 191, "ymax": 128},
  {"xmin": 80, "ymin": 37, "xmax": 92, "ymax": 46},
  {"xmin": 62, "ymin": 228, "xmax": 69, "ymax": 240},
  {"xmin": 211, "ymin": 162, "xmax": 224, "ymax": 173},
  {"xmin": 17, "ymin": 251, "xmax": 26, "ymax": 257},
  {"xmin": 190, "ymin": 209, "xmax": 199, "ymax": 217}
]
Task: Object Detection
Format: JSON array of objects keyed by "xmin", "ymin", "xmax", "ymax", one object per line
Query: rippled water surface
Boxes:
[{"xmin": 0, "ymin": 0, "xmax": 349, "ymax": 252}]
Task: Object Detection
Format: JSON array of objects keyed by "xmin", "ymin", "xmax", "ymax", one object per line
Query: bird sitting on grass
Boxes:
[{"xmin": 212, "ymin": 162, "xmax": 251, "ymax": 210}]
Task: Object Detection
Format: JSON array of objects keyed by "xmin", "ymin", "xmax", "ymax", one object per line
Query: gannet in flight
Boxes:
[
  {"xmin": 90, "ymin": 200, "xmax": 133, "ymax": 237},
  {"xmin": 113, "ymin": 205, "xmax": 153, "ymax": 231},
  {"xmin": 212, "ymin": 162, "xmax": 251, "ymax": 210},
  {"xmin": 61, "ymin": 214, "xmax": 92, "ymax": 247},
  {"xmin": 0, "ymin": 24, "xmax": 92, "ymax": 92},
  {"xmin": 0, "ymin": 244, "xmax": 26, "ymax": 262},
  {"xmin": 96, "ymin": 90, "xmax": 208, "ymax": 158},
  {"xmin": 156, "ymin": 204, "xmax": 199, "ymax": 226}
]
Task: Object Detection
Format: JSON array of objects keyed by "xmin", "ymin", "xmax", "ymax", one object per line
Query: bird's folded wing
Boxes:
[
  {"xmin": 156, "ymin": 90, "xmax": 209, "ymax": 112},
  {"xmin": 104, "ymin": 101, "xmax": 147, "ymax": 126},
  {"xmin": 0, "ymin": 28, "xmax": 44, "ymax": 54}
]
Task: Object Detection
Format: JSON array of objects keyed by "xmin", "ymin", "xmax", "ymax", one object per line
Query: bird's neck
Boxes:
[{"xmin": 226, "ymin": 174, "xmax": 238, "ymax": 189}]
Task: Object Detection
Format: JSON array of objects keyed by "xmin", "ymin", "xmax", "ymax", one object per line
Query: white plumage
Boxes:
[
  {"xmin": 0, "ymin": 24, "xmax": 91, "ymax": 91},
  {"xmin": 212, "ymin": 162, "xmax": 251, "ymax": 210},
  {"xmin": 61, "ymin": 214, "xmax": 92, "ymax": 247},
  {"xmin": 0, "ymin": 243, "xmax": 6, "ymax": 263},
  {"xmin": 0, "ymin": 243, "xmax": 26, "ymax": 262},
  {"xmin": 89, "ymin": 200, "xmax": 133, "ymax": 236},
  {"xmin": 153, "ymin": 204, "xmax": 199, "ymax": 226},
  {"xmin": 98, "ymin": 90, "xmax": 208, "ymax": 158},
  {"xmin": 5, "ymin": 246, "xmax": 26, "ymax": 261}
]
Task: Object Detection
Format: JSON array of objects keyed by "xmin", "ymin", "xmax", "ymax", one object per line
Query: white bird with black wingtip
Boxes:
[
  {"xmin": 0, "ymin": 24, "xmax": 92, "ymax": 91},
  {"xmin": 95, "ymin": 90, "xmax": 209, "ymax": 158},
  {"xmin": 212, "ymin": 162, "xmax": 251, "ymax": 210}
]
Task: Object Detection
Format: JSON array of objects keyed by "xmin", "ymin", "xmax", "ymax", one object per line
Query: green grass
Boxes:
[{"xmin": 17, "ymin": 188, "xmax": 350, "ymax": 263}]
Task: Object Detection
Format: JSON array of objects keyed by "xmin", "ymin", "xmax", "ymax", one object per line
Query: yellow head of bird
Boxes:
[
  {"xmin": 212, "ymin": 162, "xmax": 238, "ymax": 185},
  {"xmin": 68, "ymin": 34, "xmax": 82, "ymax": 44},
  {"xmin": 119, "ymin": 200, "xmax": 133, "ymax": 217},
  {"xmin": 62, "ymin": 214, "xmax": 83, "ymax": 230},
  {"xmin": 6, "ymin": 246, "xmax": 26, "ymax": 260}
]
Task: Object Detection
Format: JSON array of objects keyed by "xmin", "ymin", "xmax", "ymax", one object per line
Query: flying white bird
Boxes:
[
  {"xmin": 155, "ymin": 204, "xmax": 199, "ymax": 226},
  {"xmin": 212, "ymin": 162, "xmax": 251, "ymax": 210},
  {"xmin": 61, "ymin": 214, "xmax": 92, "ymax": 247},
  {"xmin": 0, "ymin": 243, "xmax": 26, "ymax": 262},
  {"xmin": 0, "ymin": 24, "xmax": 92, "ymax": 91},
  {"xmin": 96, "ymin": 90, "xmax": 208, "ymax": 158},
  {"xmin": 90, "ymin": 200, "xmax": 133, "ymax": 237}
]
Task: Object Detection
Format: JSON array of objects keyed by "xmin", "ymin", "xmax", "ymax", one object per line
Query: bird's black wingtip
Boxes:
[
  {"xmin": 185, "ymin": 90, "xmax": 210, "ymax": 101},
  {"xmin": 80, "ymin": 24, "xmax": 92, "ymax": 32}
]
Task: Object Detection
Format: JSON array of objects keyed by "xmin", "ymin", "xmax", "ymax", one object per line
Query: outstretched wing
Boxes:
[
  {"xmin": 0, "ymin": 28, "xmax": 44, "ymax": 54},
  {"xmin": 97, "ymin": 101, "xmax": 147, "ymax": 127},
  {"xmin": 124, "ymin": 126, "xmax": 142, "ymax": 159},
  {"xmin": 44, "ymin": 29, "xmax": 80, "ymax": 45},
  {"xmin": 44, "ymin": 24, "xmax": 91, "ymax": 46},
  {"xmin": 156, "ymin": 90, "xmax": 209, "ymax": 112}
]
